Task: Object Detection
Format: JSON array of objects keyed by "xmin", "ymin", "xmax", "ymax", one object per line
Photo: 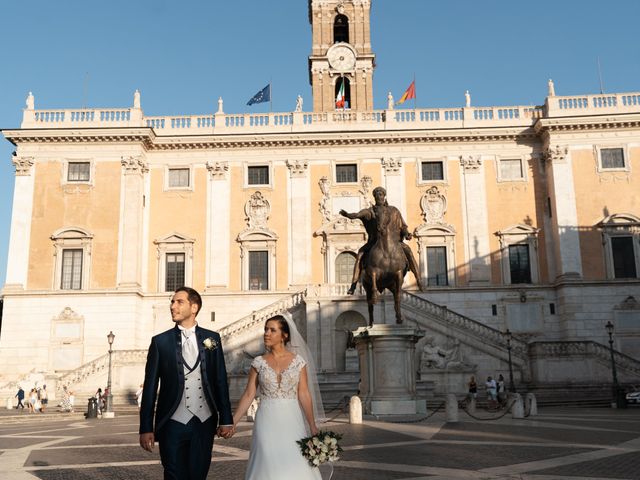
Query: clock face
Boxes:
[{"xmin": 327, "ymin": 44, "xmax": 356, "ymax": 72}]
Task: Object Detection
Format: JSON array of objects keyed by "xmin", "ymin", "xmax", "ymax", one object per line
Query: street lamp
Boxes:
[
  {"xmin": 106, "ymin": 331, "xmax": 115, "ymax": 415},
  {"xmin": 505, "ymin": 329, "xmax": 516, "ymax": 393},
  {"xmin": 605, "ymin": 321, "xmax": 624, "ymax": 408}
]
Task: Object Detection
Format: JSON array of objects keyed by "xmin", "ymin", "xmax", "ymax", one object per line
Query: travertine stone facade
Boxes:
[{"xmin": 1, "ymin": 1, "xmax": 639, "ymax": 398}]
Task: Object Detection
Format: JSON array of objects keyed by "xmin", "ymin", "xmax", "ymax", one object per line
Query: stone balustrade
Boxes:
[{"xmin": 547, "ymin": 92, "xmax": 640, "ymax": 117}]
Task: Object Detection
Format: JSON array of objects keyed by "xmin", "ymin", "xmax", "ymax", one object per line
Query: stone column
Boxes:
[
  {"xmin": 544, "ymin": 145, "xmax": 582, "ymax": 280},
  {"xmin": 117, "ymin": 156, "xmax": 147, "ymax": 289},
  {"xmin": 4, "ymin": 156, "xmax": 35, "ymax": 290},
  {"xmin": 206, "ymin": 161, "xmax": 230, "ymax": 290},
  {"xmin": 354, "ymin": 325, "xmax": 425, "ymax": 415},
  {"xmin": 287, "ymin": 160, "xmax": 311, "ymax": 286},
  {"xmin": 459, "ymin": 156, "xmax": 491, "ymax": 284}
]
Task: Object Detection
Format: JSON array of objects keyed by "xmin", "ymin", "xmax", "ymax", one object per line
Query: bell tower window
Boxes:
[{"xmin": 334, "ymin": 14, "xmax": 349, "ymax": 43}]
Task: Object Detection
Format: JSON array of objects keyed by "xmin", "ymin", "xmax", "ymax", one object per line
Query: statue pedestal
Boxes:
[
  {"xmin": 420, "ymin": 369, "xmax": 476, "ymax": 396},
  {"xmin": 354, "ymin": 325, "xmax": 425, "ymax": 415}
]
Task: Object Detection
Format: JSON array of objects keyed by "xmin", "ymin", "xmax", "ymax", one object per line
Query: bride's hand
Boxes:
[{"xmin": 310, "ymin": 424, "xmax": 319, "ymax": 436}]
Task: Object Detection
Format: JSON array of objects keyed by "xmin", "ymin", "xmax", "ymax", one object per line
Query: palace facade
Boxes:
[{"xmin": 1, "ymin": 0, "xmax": 640, "ymax": 402}]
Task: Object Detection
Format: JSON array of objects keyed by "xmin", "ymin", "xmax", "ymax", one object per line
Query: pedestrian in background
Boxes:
[{"xmin": 15, "ymin": 386, "xmax": 25, "ymax": 409}]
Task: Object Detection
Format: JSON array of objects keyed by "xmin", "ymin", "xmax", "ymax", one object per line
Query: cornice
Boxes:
[
  {"xmin": 2, "ymin": 126, "xmax": 538, "ymax": 150},
  {"xmin": 535, "ymin": 113, "xmax": 640, "ymax": 134},
  {"xmin": 2, "ymin": 128, "xmax": 156, "ymax": 149}
]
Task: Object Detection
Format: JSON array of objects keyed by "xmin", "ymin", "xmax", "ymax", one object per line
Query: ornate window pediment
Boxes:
[
  {"xmin": 51, "ymin": 227, "xmax": 93, "ymax": 290},
  {"xmin": 154, "ymin": 232, "xmax": 195, "ymax": 292},
  {"xmin": 495, "ymin": 224, "xmax": 540, "ymax": 284},
  {"xmin": 598, "ymin": 213, "xmax": 640, "ymax": 279}
]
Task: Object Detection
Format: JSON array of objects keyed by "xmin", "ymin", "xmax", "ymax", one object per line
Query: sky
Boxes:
[{"xmin": 0, "ymin": 0, "xmax": 639, "ymax": 286}]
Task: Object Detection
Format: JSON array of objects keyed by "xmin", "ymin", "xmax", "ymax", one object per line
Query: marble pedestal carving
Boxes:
[{"xmin": 354, "ymin": 325, "xmax": 425, "ymax": 415}]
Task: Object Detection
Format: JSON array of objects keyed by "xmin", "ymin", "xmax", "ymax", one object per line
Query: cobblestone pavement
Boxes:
[{"xmin": 1, "ymin": 406, "xmax": 639, "ymax": 479}]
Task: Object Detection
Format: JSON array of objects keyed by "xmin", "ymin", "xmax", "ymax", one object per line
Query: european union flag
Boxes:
[{"xmin": 247, "ymin": 84, "xmax": 271, "ymax": 106}]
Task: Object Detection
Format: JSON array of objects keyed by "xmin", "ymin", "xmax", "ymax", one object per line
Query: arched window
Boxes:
[
  {"xmin": 335, "ymin": 77, "xmax": 351, "ymax": 109},
  {"xmin": 334, "ymin": 14, "xmax": 349, "ymax": 43},
  {"xmin": 335, "ymin": 251, "xmax": 356, "ymax": 284}
]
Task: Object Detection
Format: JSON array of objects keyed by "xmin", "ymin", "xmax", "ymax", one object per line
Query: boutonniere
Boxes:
[{"xmin": 203, "ymin": 337, "xmax": 218, "ymax": 351}]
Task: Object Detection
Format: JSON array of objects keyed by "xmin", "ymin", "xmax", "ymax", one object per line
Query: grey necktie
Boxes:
[{"xmin": 182, "ymin": 331, "xmax": 198, "ymax": 367}]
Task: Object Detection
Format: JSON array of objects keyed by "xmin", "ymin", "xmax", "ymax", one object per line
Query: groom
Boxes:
[{"xmin": 139, "ymin": 286, "xmax": 234, "ymax": 479}]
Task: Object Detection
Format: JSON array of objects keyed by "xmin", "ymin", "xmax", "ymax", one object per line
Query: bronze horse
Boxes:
[{"xmin": 361, "ymin": 202, "xmax": 411, "ymax": 326}]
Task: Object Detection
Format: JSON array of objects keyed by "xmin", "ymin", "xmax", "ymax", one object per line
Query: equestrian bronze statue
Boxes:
[{"xmin": 340, "ymin": 187, "xmax": 423, "ymax": 326}]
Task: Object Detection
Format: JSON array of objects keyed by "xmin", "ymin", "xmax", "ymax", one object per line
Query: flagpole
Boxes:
[
  {"xmin": 269, "ymin": 78, "xmax": 273, "ymax": 113},
  {"xmin": 413, "ymin": 73, "xmax": 417, "ymax": 111}
]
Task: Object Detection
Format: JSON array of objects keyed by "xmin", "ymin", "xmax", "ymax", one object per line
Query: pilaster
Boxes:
[
  {"xmin": 382, "ymin": 157, "xmax": 406, "ymax": 217},
  {"xmin": 206, "ymin": 161, "xmax": 231, "ymax": 290},
  {"xmin": 4, "ymin": 156, "xmax": 35, "ymax": 290},
  {"xmin": 117, "ymin": 155, "xmax": 148, "ymax": 290},
  {"xmin": 544, "ymin": 145, "xmax": 582, "ymax": 280},
  {"xmin": 287, "ymin": 159, "xmax": 311, "ymax": 286},
  {"xmin": 459, "ymin": 155, "xmax": 491, "ymax": 285}
]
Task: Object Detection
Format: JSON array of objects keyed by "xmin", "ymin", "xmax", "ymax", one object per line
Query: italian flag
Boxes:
[{"xmin": 335, "ymin": 79, "xmax": 345, "ymax": 109}]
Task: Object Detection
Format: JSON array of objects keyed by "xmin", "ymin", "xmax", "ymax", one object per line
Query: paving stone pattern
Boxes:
[{"xmin": 0, "ymin": 406, "xmax": 639, "ymax": 479}]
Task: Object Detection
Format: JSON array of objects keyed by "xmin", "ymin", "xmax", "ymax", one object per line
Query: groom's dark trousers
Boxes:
[
  {"xmin": 157, "ymin": 417, "xmax": 215, "ymax": 480},
  {"xmin": 140, "ymin": 325, "xmax": 233, "ymax": 480}
]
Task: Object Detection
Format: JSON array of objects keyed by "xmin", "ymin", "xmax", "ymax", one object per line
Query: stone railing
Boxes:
[
  {"xmin": 55, "ymin": 349, "xmax": 147, "ymax": 394},
  {"xmin": 547, "ymin": 92, "xmax": 640, "ymax": 117},
  {"xmin": 401, "ymin": 291, "xmax": 528, "ymax": 359},
  {"xmin": 20, "ymin": 104, "xmax": 547, "ymax": 133},
  {"xmin": 218, "ymin": 289, "xmax": 307, "ymax": 341},
  {"xmin": 529, "ymin": 341, "xmax": 640, "ymax": 378}
]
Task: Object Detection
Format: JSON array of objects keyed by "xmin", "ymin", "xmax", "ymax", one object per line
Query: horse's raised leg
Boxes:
[{"xmin": 394, "ymin": 270, "xmax": 404, "ymax": 324}]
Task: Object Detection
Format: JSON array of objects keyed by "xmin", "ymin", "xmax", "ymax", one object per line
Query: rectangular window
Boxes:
[
  {"xmin": 427, "ymin": 246, "xmax": 448, "ymax": 286},
  {"xmin": 509, "ymin": 244, "xmax": 532, "ymax": 284},
  {"xmin": 249, "ymin": 251, "xmax": 269, "ymax": 290},
  {"xmin": 335, "ymin": 164, "xmax": 357, "ymax": 183},
  {"xmin": 67, "ymin": 162, "xmax": 90, "ymax": 182},
  {"xmin": 165, "ymin": 253, "xmax": 185, "ymax": 292},
  {"xmin": 248, "ymin": 166, "xmax": 269, "ymax": 185},
  {"xmin": 61, "ymin": 249, "xmax": 83, "ymax": 290},
  {"xmin": 600, "ymin": 148, "xmax": 625, "ymax": 169},
  {"xmin": 612, "ymin": 236, "xmax": 637, "ymax": 278},
  {"xmin": 168, "ymin": 168, "xmax": 190, "ymax": 188},
  {"xmin": 499, "ymin": 159, "xmax": 524, "ymax": 180},
  {"xmin": 421, "ymin": 161, "xmax": 444, "ymax": 181}
]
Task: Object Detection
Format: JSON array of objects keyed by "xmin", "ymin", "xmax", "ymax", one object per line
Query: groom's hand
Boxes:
[
  {"xmin": 217, "ymin": 425, "xmax": 234, "ymax": 439},
  {"xmin": 140, "ymin": 432, "xmax": 155, "ymax": 452}
]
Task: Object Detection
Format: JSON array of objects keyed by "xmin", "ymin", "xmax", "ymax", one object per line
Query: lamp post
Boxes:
[
  {"xmin": 505, "ymin": 329, "xmax": 516, "ymax": 393},
  {"xmin": 105, "ymin": 331, "xmax": 115, "ymax": 416},
  {"xmin": 605, "ymin": 321, "xmax": 624, "ymax": 408}
]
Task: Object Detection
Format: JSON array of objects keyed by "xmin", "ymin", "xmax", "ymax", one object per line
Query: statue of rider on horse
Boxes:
[{"xmin": 340, "ymin": 187, "xmax": 423, "ymax": 326}]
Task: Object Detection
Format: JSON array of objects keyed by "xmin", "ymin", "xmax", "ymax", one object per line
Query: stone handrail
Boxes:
[
  {"xmin": 55, "ymin": 349, "xmax": 148, "ymax": 393},
  {"xmin": 218, "ymin": 289, "xmax": 307, "ymax": 341},
  {"xmin": 529, "ymin": 341, "xmax": 640, "ymax": 378},
  {"xmin": 401, "ymin": 291, "xmax": 528, "ymax": 359}
]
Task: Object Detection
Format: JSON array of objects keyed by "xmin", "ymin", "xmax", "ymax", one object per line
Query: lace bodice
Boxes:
[{"xmin": 251, "ymin": 354, "xmax": 307, "ymax": 400}]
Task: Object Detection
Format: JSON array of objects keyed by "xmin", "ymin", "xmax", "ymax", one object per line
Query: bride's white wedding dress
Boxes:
[{"xmin": 245, "ymin": 354, "xmax": 322, "ymax": 480}]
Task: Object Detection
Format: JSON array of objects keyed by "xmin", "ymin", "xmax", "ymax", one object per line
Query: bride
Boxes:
[{"xmin": 231, "ymin": 314, "xmax": 324, "ymax": 480}]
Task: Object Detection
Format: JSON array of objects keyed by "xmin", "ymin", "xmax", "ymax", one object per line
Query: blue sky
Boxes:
[{"xmin": 1, "ymin": 0, "xmax": 639, "ymax": 286}]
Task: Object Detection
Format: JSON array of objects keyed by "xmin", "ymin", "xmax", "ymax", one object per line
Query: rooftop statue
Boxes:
[{"xmin": 340, "ymin": 186, "xmax": 422, "ymax": 326}]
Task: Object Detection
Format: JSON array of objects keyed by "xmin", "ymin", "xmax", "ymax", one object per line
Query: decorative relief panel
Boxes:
[
  {"xmin": 319, "ymin": 176, "xmax": 332, "ymax": 223},
  {"xmin": 420, "ymin": 186, "xmax": 447, "ymax": 225},
  {"xmin": 359, "ymin": 175, "xmax": 373, "ymax": 207},
  {"xmin": 245, "ymin": 191, "xmax": 271, "ymax": 229}
]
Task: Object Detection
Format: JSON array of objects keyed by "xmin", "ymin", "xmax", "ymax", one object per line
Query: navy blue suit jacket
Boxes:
[{"xmin": 139, "ymin": 325, "xmax": 233, "ymax": 435}]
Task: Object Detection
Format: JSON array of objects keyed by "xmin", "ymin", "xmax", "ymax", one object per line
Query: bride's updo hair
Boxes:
[{"xmin": 266, "ymin": 315, "xmax": 290, "ymax": 344}]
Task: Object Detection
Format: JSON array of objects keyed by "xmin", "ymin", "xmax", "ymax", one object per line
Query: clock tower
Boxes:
[{"xmin": 308, "ymin": 1, "xmax": 376, "ymax": 112}]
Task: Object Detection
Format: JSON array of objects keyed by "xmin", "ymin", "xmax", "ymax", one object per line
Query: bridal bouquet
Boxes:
[{"xmin": 297, "ymin": 431, "xmax": 343, "ymax": 467}]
